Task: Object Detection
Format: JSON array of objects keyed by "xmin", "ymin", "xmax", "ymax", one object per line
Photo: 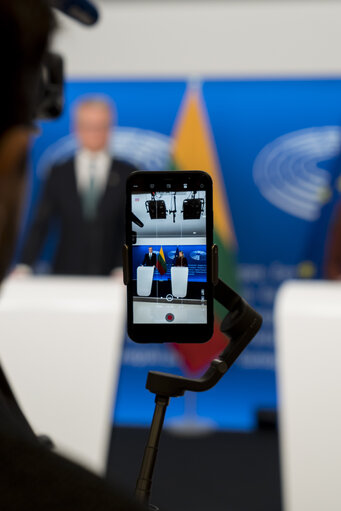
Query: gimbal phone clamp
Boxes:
[{"xmin": 124, "ymin": 245, "xmax": 263, "ymax": 510}]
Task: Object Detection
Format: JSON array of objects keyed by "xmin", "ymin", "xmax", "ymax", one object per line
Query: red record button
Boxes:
[{"xmin": 165, "ymin": 313, "xmax": 174, "ymax": 322}]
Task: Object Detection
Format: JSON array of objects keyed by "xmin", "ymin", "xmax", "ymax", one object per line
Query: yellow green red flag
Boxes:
[
  {"xmin": 171, "ymin": 83, "xmax": 239, "ymax": 371},
  {"xmin": 156, "ymin": 246, "xmax": 167, "ymax": 275}
]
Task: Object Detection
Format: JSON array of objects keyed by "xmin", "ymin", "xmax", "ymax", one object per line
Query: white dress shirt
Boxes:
[{"xmin": 75, "ymin": 149, "xmax": 111, "ymax": 196}]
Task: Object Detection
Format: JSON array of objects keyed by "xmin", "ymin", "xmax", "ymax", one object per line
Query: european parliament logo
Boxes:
[{"xmin": 253, "ymin": 126, "xmax": 341, "ymax": 221}]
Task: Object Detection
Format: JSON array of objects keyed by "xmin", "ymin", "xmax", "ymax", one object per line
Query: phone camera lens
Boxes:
[
  {"xmin": 200, "ymin": 183, "xmax": 204, "ymax": 189},
  {"xmin": 150, "ymin": 184, "xmax": 155, "ymax": 189},
  {"xmin": 166, "ymin": 183, "xmax": 171, "ymax": 189}
]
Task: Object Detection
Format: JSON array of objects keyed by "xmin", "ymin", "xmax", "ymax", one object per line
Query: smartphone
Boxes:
[{"xmin": 125, "ymin": 170, "xmax": 214, "ymax": 343}]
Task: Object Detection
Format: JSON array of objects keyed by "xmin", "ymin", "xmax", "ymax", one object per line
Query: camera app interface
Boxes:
[{"xmin": 131, "ymin": 185, "xmax": 208, "ymax": 324}]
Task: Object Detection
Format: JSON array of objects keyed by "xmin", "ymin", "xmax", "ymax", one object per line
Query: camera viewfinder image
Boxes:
[{"xmin": 131, "ymin": 190, "xmax": 207, "ymax": 324}]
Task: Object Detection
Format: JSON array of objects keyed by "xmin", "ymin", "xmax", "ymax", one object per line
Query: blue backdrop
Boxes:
[
  {"xmin": 132, "ymin": 245, "xmax": 206, "ymax": 281},
  {"xmin": 22, "ymin": 78, "xmax": 341, "ymax": 430}
]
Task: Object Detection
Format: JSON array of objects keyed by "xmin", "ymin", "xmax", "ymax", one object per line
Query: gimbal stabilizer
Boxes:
[{"xmin": 125, "ymin": 246, "xmax": 263, "ymax": 510}]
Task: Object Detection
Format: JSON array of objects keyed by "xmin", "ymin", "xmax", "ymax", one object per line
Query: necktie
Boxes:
[{"xmin": 82, "ymin": 161, "xmax": 101, "ymax": 220}]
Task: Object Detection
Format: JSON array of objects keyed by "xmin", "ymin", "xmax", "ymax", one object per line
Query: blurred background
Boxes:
[{"xmin": 4, "ymin": 1, "xmax": 341, "ymax": 510}]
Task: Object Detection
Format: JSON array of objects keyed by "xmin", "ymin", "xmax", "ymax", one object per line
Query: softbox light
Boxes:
[
  {"xmin": 146, "ymin": 200, "xmax": 167, "ymax": 219},
  {"xmin": 182, "ymin": 198, "xmax": 204, "ymax": 220}
]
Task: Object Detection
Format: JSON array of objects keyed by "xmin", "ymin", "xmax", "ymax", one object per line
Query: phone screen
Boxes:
[{"xmin": 126, "ymin": 171, "xmax": 213, "ymax": 343}]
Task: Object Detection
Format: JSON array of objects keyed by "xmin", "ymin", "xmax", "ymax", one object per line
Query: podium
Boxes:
[
  {"xmin": 0, "ymin": 276, "xmax": 126, "ymax": 475},
  {"xmin": 171, "ymin": 266, "xmax": 188, "ymax": 298},
  {"xmin": 275, "ymin": 281, "xmax": 341, "ymax": 511},
  {"xmin": 137, "ymin": 266, "xmax": 154, "ymax": 296}
]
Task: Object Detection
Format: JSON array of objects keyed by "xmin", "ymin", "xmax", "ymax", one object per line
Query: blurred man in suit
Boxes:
[
  {"xmin": 17, "ymin": 97, "xmax": 136, "ymax": 276},
  {"xmin": 142, "ymin": 247, "xmax": 156, "ymax": 267},
  {"xmin": 174, "ymin": 250, "xmax": 188, "ymax": 267}
]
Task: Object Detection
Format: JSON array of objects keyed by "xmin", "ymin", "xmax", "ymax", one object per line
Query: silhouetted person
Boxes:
[{"xmin": 0, "ymin": 1, "xmax": 144, "ymax": 509}]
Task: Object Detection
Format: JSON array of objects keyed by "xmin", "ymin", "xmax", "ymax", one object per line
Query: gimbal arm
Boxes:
[{"xmin": 145, "ymin": 278, "xmax": 262, "ymax": 397}]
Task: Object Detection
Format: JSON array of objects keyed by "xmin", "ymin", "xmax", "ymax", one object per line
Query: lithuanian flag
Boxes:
[
  {"xmin": 156, "ymin": 246, "xmax": 167, "ymax": 275},
  {"xmin": 171, "ymin": 83, "xmax": 239, "ymax": 373}
]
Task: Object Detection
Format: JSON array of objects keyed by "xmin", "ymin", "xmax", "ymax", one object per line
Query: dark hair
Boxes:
[{"xmin": 0, "ymin": 0, "xmax": 55, "ymax": 135}]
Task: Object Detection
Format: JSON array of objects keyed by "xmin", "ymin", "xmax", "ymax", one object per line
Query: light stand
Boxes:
[{"xmin": 134, "ymin": 278, "xmax": 262, "ymax": 509}]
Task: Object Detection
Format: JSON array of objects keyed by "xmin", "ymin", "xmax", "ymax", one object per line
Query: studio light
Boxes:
[
  {"xmin": 182, "ymin": 198, "xmax": 204, "ymax": 220},
  {"xmin": 145, "ymin": 200, "xmax": 167, "ymax": 219}
]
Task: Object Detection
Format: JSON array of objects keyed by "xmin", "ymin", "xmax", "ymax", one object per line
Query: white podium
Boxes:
[
  {"xmin": 0, "ymin": 276, "xmax": 126, "ymax": 475},
  {"xmin": 137, "ymin": 266, "xmax": 154, "ymax": 296},
  {"xmin": 275, "ymin": 281, "xmax": 341, "ymax": 511},
  {"xmin": 171, "ymin": 266, "xmax": 188, "ymax": 298}
]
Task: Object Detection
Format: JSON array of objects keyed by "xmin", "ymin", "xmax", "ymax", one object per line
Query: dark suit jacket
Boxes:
[
  {"xmin": 174, "ymin": 256, "xmax": 188, "ymax": 267},
  {"xmin": 21, "ymin": 157, "xmax": 136, "ymax": 275},
  {"xmin": 142, "ymin": 253, "xmax": 156, "ymax": 266}
]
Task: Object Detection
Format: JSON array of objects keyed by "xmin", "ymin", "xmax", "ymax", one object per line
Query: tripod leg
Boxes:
[{"xmin": 135, "ymin": 395, "xmax": 170, "ymax": 507}]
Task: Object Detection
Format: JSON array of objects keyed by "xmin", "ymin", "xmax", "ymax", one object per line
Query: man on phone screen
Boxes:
[{"xmin": 142, "ymin": 247, "xmax": 156, "ymax": 267}]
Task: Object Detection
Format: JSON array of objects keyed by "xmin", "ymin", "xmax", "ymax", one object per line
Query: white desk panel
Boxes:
[
  {"xmin": 137, "ymin": 266, "xmax": 154, "ymax": 297},
  {"xmin": 0, "ymin": 277, "xmax": 126, "ymax": 475},
  {"xmin": 275, "ymin": 281, "xmax": 341, "ymax": 511}
]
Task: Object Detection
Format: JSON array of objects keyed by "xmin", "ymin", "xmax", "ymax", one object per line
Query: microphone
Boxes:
[
  {"xmin": 49, "ymin": 0, "xmax": 99, "ymax": 26},
  {"xmin": 131, "ymin": 213, "xmax": 144, "ymax": 228}
]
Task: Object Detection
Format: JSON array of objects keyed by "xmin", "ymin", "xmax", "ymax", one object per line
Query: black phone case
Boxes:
[{"xmin": 125, "ymin": 170, "xmax": 214, "ymax": 343}]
